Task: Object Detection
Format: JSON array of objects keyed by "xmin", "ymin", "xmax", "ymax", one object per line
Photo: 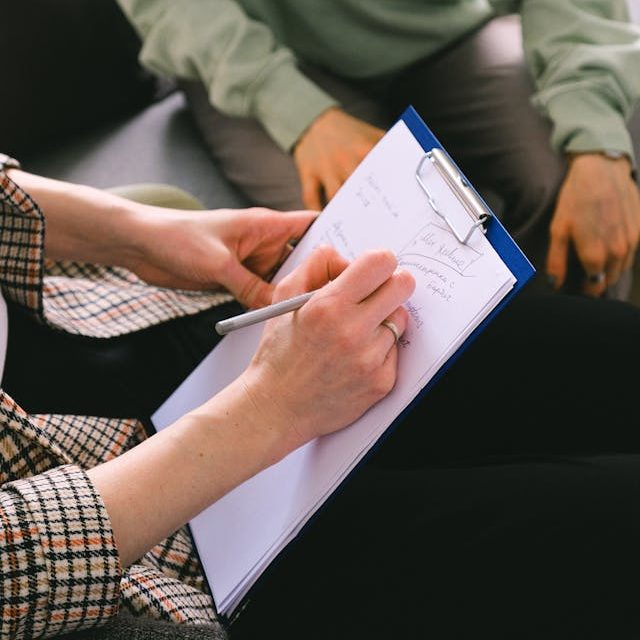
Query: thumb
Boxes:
[{"xmin": 223, "ymin": 260, "xmax": 275, "ymax": 309}]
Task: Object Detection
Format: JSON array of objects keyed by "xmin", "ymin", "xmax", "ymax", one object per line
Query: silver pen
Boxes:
[{"xmin": 215, "ymin": 289, "xmax": 320, "ymax": 335}]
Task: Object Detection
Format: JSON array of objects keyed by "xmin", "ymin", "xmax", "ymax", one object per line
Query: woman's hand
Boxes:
[
  {"xmin": 233, "ymin": 245, "xmax": 416, "ymax": 456},
  {"xmin": 5, "ymin": 170, "xmax": 317, "ymax": 308},
  {"xmin": 131, "ymin": 206, "xmax": 318, "ymax": 308}
]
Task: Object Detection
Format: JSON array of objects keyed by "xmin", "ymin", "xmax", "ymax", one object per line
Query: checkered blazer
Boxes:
[{"xmin": 0, "ymin": 161, "xmax": 231, "ymax": 639}]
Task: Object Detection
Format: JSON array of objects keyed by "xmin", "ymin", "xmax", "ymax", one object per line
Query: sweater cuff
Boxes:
[
  {"xmin": 251, "ymin": 63, "xmax": 339, "ymax": 151},
  {"xmin": 1, "ymin": 465, "xmax": 121, "ymax": 639},
  {"xmin": 532, "ymin": 87, "xmax": 636, "ymax": 167}
]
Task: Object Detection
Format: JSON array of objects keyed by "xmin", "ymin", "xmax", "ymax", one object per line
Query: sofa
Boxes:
[{"xmin": 1, "ymin": 0, "xmax": 248, "ymax": 211}]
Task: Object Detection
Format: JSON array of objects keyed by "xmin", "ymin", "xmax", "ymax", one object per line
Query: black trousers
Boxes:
[{"xmin": 5, "ymin": 292, "xmax": 640, "ymax": 639}]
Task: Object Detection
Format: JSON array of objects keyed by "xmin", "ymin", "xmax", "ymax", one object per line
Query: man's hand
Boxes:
[
  {"xmin": 131, "ymin": 206, "xmax": 317, "ymax": 308},
  {"xmin": 546, "ymin": 153, "xmax": 640, "ymax": 296},
  {"xmin": 293, "ymin": 107, "xmax": 385, "ymax": 210}
]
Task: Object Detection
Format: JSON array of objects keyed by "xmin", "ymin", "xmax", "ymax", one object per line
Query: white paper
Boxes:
[{"xmin": 151, "ymin": 120, "xmax": 516, "ymax": 615}]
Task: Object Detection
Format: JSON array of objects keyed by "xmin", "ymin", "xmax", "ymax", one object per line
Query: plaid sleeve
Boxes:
[
  {"xmin": 0, "ymin": 465, "xmax": 122, "ymax": 639},
  {"xmin": 0, "ymin": 170, "xmax": 45, "ymax": 317}
]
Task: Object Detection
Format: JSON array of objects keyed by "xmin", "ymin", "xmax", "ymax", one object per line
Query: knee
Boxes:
[{"xmin": 107, "ymin": 184, "xmax": 205, "ymax": 209}]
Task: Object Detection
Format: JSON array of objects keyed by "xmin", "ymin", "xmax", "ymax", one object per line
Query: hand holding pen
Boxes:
[{"xmin": 227, "ymin": 245, "xmax": 415, "ymax": 449}]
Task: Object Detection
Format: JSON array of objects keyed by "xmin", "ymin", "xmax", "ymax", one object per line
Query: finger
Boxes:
[
  {"xmin": 274, "ymin": 245, "xmax": 350, "ymax": 302},
  {"xmin": 323, "ymin": 176, "xmax": 343, "ymax": 203},
  {"xmin": 545, "ymin": 229, "xmax": 569, "ymax": 291},
  {"xmin": 245, "ymin": 210, "xmax": 319, "ymax": 278},
  {"xmin": 326, "ymin": 249, "xmax": 398, "ymax": 304},
  {"xmin": 277, "ymin": 241, "xmax": 295, "ymax": 265},
  {"xmin": 269, "ymin": 209, "xmax": 319, "ymax": 238},
  {"xmin": 623, "ymin": 243, "xmax": 638, "ymax": 273},
  {"xmin": 360, "ymin": 269, "xmax": 416, "ymax": 329},
  {"xmin": 378, "ymin": 342, "xmax": 399, "ymax": 396},
  {"xmin": 604, "ymin": 252, "xmax": 625, "ymax": 290},
  {"xmin": 300, "ymin": 174, "xmax": 323, "ymax": 211},
  {"xmin": 222, "ymin": 259, "xmax": 275, "ymax": 309}
]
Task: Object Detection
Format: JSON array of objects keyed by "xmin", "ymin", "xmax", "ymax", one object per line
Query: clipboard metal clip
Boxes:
[{"xmin": 416, "ymin": 149, "xmax": 492, "ymax": 245}]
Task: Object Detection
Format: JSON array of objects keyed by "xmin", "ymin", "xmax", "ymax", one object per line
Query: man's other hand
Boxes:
[{"xmin": 546, "ymin": 153, "xmax": 640, "ymax": 296}]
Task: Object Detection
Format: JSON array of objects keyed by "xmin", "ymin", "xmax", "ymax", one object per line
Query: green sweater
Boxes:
[{"xmin": 117, "ymin": 0, "xmax": 640, "ymax": 159}]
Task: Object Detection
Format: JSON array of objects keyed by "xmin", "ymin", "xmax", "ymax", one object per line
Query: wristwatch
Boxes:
[{"xmin": 0, "ymin": 153, "xmax": 20, "ymax": 172}]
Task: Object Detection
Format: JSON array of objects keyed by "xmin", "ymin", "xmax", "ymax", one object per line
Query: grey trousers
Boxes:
[{"xmin": 182, "ymin": 15, "xmax": 640, "ymax": 297}]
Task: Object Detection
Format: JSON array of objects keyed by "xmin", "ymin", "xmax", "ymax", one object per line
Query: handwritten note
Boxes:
[{"xmin": 151, "ymin": 119, "xmax": 517, "ymax": 616}]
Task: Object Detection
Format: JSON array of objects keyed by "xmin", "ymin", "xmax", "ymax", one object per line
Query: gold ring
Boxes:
[{"xmin": 381, "ymin": 320, "xmax": 400, "ymax": 344}]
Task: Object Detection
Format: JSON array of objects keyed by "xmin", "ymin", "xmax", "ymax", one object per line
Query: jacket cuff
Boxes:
[
  {"xmin": 0, "ymin": 171, "xmax": 45, "ymax": 317},
  {"xmin": 532, "ymin": 87, "xmax": 636, "ymax": 167},
  {"xmin": 1, "ymin": 465, "xmax": 121, "ymax": 639},
  {"xmin": 250, "ymin": 63, "xmax": 339, "ymax": 151}
]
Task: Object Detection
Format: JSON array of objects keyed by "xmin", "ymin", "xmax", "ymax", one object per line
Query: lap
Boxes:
[{"xmin": 231, "ymin": 453, "xmax": 640, "ymax": 639}]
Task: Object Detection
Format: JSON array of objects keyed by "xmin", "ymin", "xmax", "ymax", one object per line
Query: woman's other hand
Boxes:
[{"xmin": 131, "ymin": 206, "xmax": 318, "ymax": 308}]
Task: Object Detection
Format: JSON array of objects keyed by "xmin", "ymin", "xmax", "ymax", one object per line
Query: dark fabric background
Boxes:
[{"xmin": 0, "ymin": 0, "xmax": 159, "ymax": 157}]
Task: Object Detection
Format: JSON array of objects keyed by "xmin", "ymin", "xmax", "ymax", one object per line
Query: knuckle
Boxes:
[
  {"xmin": 362, "ymin": 248, "xmax": 397, "ymax": 272},
  {"xmin": 274, "ymin": 274, "xmax": 301, "ymax": 301},
  {"xmin": 239, "ymin": 280, "xmax": 260, "ymax": 306},
  {"xmin": 314, "ymin": 244, "xmax": 339, "ymax": 263},
  {"xmin": 393, "ymin": 306, "xmax": 410, "ymax": 333},
  {"xmin": 580, "ymin": 248, "xmax": 606, "ymax": 270},
  {"xmin": 304, "ymin": 296, "xmax": 334, "ymax": 326},
  {"xmin": 395, "ymin": 270, "xmax": 416, "ymax": 297},
  {"xmin": 609, "ymin": 238, "xmax": 629, "ymax": 261}
]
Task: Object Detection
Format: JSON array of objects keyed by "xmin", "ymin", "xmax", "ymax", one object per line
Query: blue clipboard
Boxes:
[
  {"xmin": 218, "ymin": 106, "xmax": 536, "ymax": 622},
  {"xmin": 400, "ymin": 105, "xmax": 535, "ymax": 395}
]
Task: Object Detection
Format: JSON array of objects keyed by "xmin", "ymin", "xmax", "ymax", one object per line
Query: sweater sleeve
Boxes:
[
  {"xmin": 115, "ymin": 0, "xmax": 338, "ymax": 150},
  {"xmin": 0, "ymin": 465, "xmax": 122, "ymax": 639},
  {"xmin": 519, "ymin": 0, "xmax": 640, "ymax": 163}
]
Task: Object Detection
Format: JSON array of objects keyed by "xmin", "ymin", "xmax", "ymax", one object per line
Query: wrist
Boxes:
[
  {"xmin": 116, "ymin": 203, "xmax": 175, "ymax": 274},
  {"xmin": 567, "ymin": 150, "xmax": 632, "ymax": 170},
  {"xmin": 295, "ymin": 107, "xmax": 340, "ymax": 151},
  {"xmin": 96, "ymin": 196, "xmax": 152, "ymax": 272},
  {"xmin": 194, "ymin": 372, "xmax": 303, "ymax": 471}
]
